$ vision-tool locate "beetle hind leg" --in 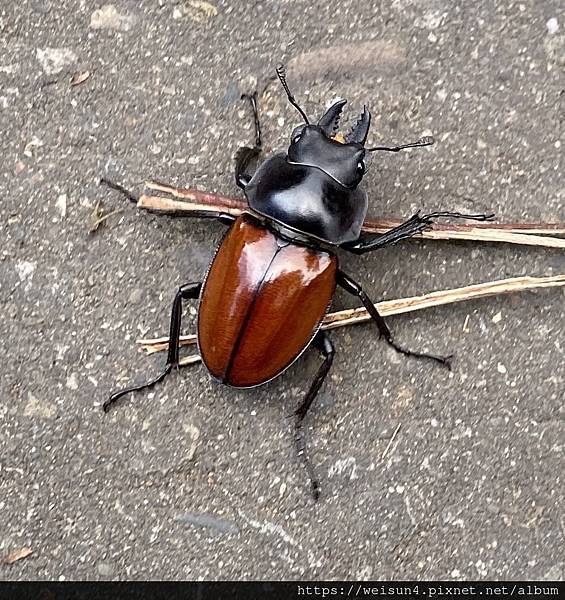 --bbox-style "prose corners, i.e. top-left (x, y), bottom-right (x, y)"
top-left (104, 282), bottom-right (202, 413)
top-left (235, 92), bottom-right (263, 189)
top-left (293, 330), bottom-right (335, 502)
